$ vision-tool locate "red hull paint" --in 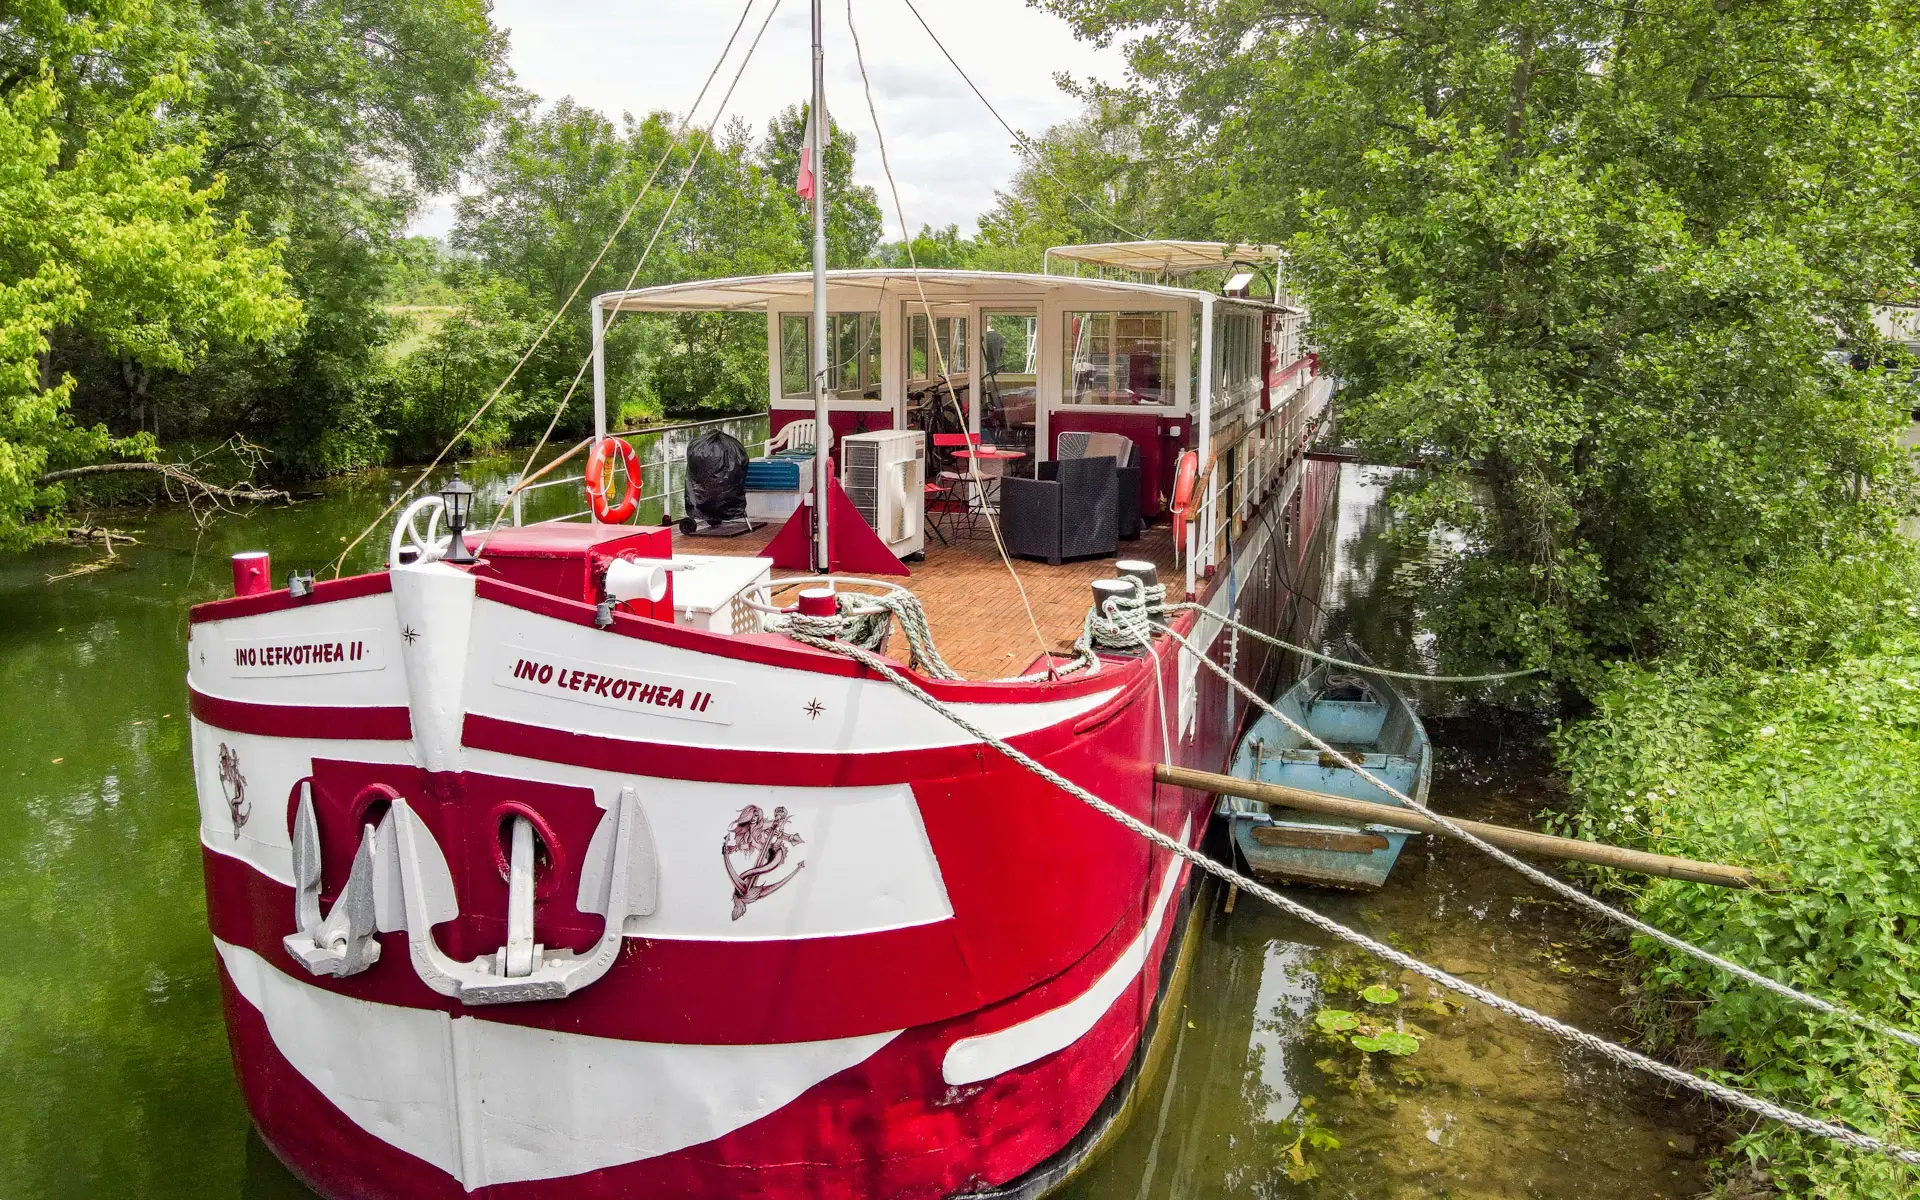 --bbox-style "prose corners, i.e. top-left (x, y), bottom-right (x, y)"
top-left (200, 461), bottom-right (1338, 1199)
top-left (224, 860), bottom-right (1185, 1200)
